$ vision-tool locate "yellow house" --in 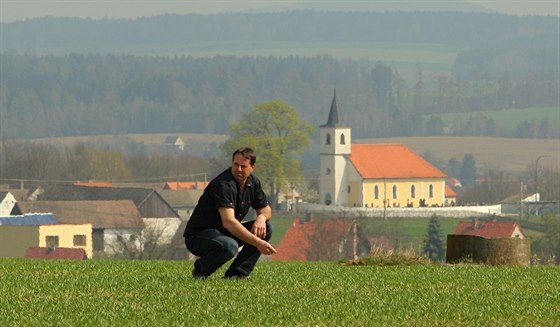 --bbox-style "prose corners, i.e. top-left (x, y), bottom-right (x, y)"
top-left (0, 223), bottom-right (93, 259)
top-left (319, 91), bottom-right (448, 208)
